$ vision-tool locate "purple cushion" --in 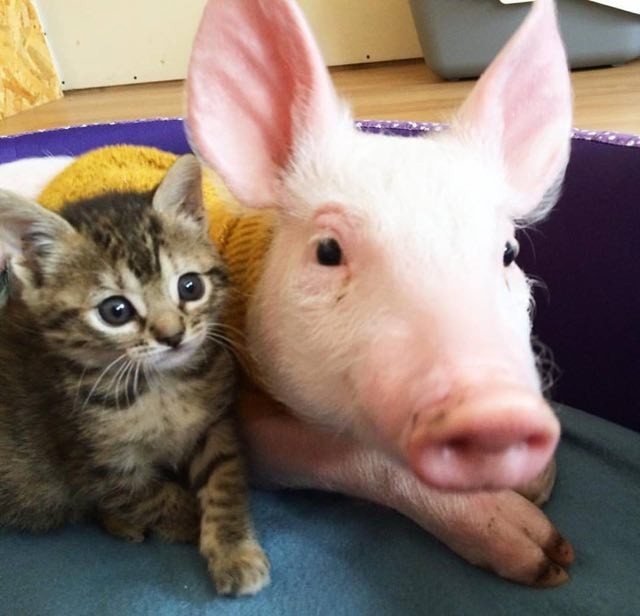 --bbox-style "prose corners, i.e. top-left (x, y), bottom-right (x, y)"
top-left (0, 119), bottom-right (191, 163)
top-left (1, 119), bottom-right (637, 431)
top-left (522, 136), bottom-right (640, 433)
